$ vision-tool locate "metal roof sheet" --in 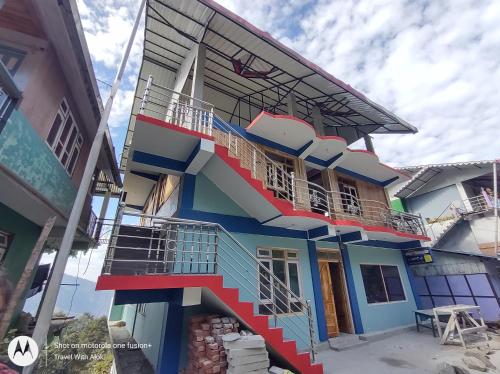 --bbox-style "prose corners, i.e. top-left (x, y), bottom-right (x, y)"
top-left (121, 0), bottom-right (420, 170)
